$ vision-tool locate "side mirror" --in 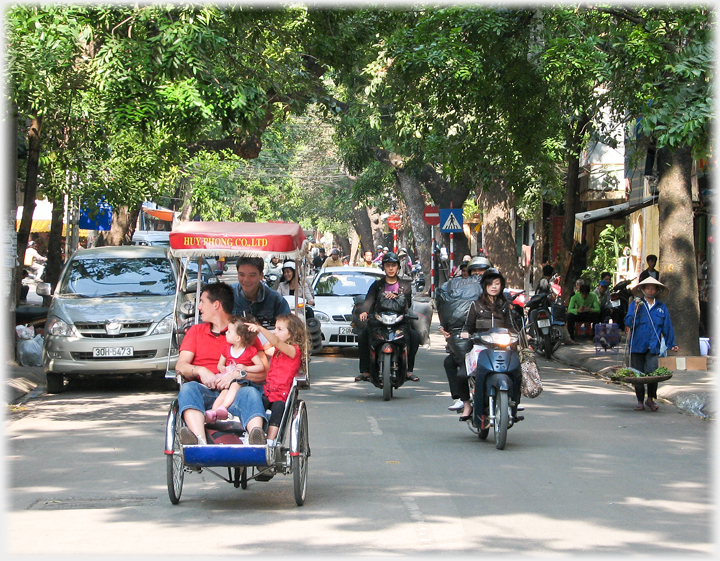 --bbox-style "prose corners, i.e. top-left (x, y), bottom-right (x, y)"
top-left (185, 279), bottom-right (199, 293)
top-left (36, 282), bottom-right (52, 296)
